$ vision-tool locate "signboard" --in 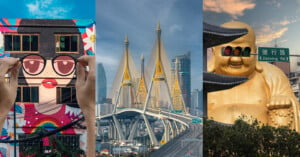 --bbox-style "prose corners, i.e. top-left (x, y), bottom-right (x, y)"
top-left (258, 47), bottom-right (289, 62)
